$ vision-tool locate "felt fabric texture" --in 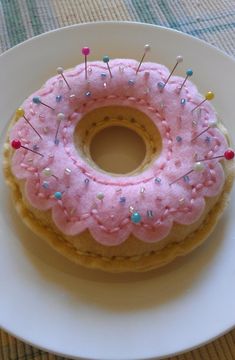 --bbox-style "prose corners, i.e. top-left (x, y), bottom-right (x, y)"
top-left (9, 59), bottom-right (228, 245)
top-left (1, 0), bottom-right (235, 359)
